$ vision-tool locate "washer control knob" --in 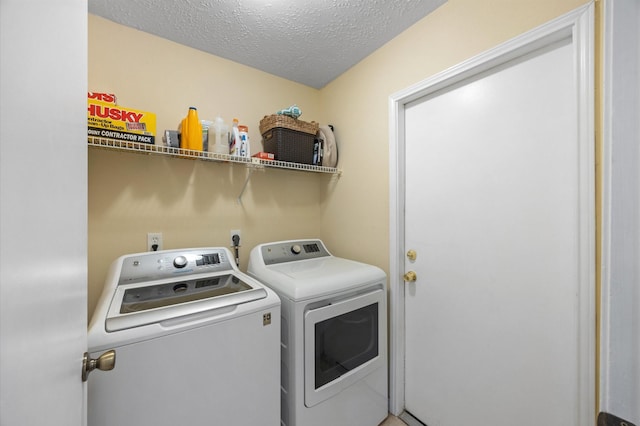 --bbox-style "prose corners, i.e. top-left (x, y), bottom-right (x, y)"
top-left (173, 255), bottom-right (188, 268)
top-left (291, 244), bottom-right (302, 255)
